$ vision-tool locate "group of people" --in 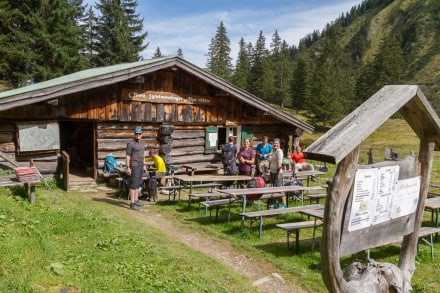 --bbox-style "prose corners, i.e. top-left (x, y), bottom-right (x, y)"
top-left (125, 126), bottom-right (315, 210)
top-left (224, 135), bottom-right (314, 177)
top-left (223, 135), bottom-right (314, 209)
